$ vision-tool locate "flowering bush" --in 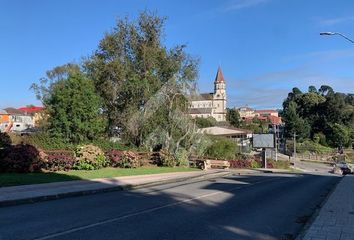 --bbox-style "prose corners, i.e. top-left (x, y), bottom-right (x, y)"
top-left (120, 151), bottom-right (140, 168)
top-left (105, 149), bottom-right (124, 167)
top-left (0, 144), bottom-right (43, 173)
top-left (159, 149), bottom-right (177, 167)
top-left (228, 160), bottom-right (251, 169)
top-left (74, 144), bottom-right (107, 170)
top-left (45, 152), bottom-right (76, 171)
